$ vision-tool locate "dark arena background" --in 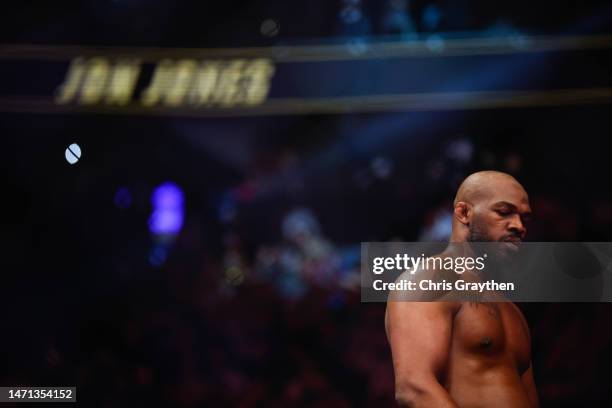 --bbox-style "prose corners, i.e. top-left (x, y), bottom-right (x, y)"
top-left (3, 1), bottom-right (612, 406)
